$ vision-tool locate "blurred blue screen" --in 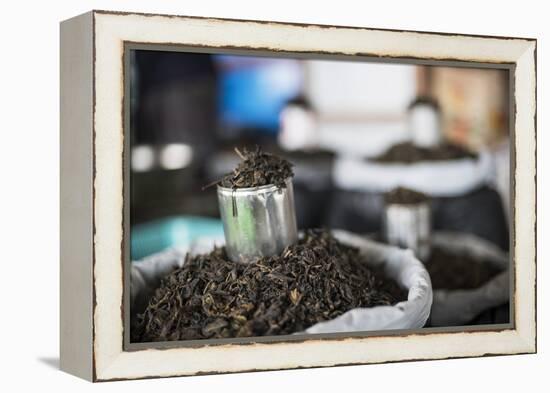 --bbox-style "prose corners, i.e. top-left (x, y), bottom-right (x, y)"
top-left (215, 55), bottom-right (303, 133)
